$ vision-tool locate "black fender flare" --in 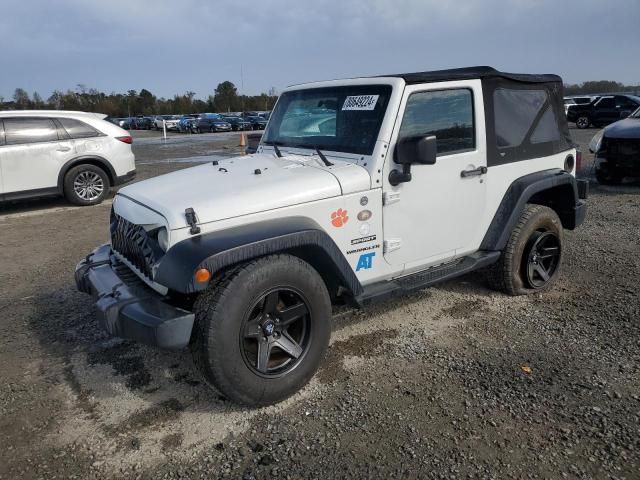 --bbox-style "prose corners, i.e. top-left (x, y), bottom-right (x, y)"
top-left (57, 155), bottom-right (117, 191)
top-left (480, 169), bottom-right (586, 251)
top-left (154, 216), bottom-right (363, 296)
